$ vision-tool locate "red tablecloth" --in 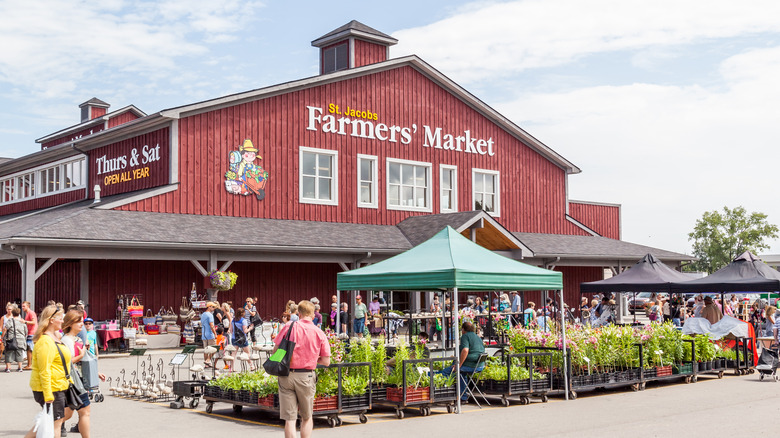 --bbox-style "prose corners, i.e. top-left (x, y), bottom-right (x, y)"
top-left (96, 329), bottom-right (122, 351)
